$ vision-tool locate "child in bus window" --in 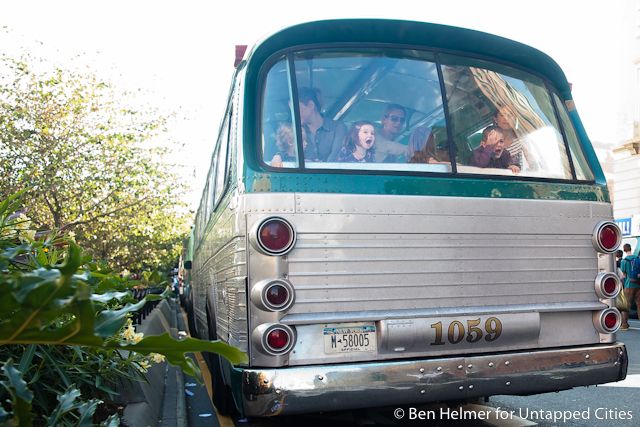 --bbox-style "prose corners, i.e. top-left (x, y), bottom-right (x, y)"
top-left (337, 121), bottom-right (376, 162)
top-left (493, 106), bottom-right (536, 170)
top-left (471, 125), bottom-right (520, 173)
top-left (270, 123), bottom-right (318, 167)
